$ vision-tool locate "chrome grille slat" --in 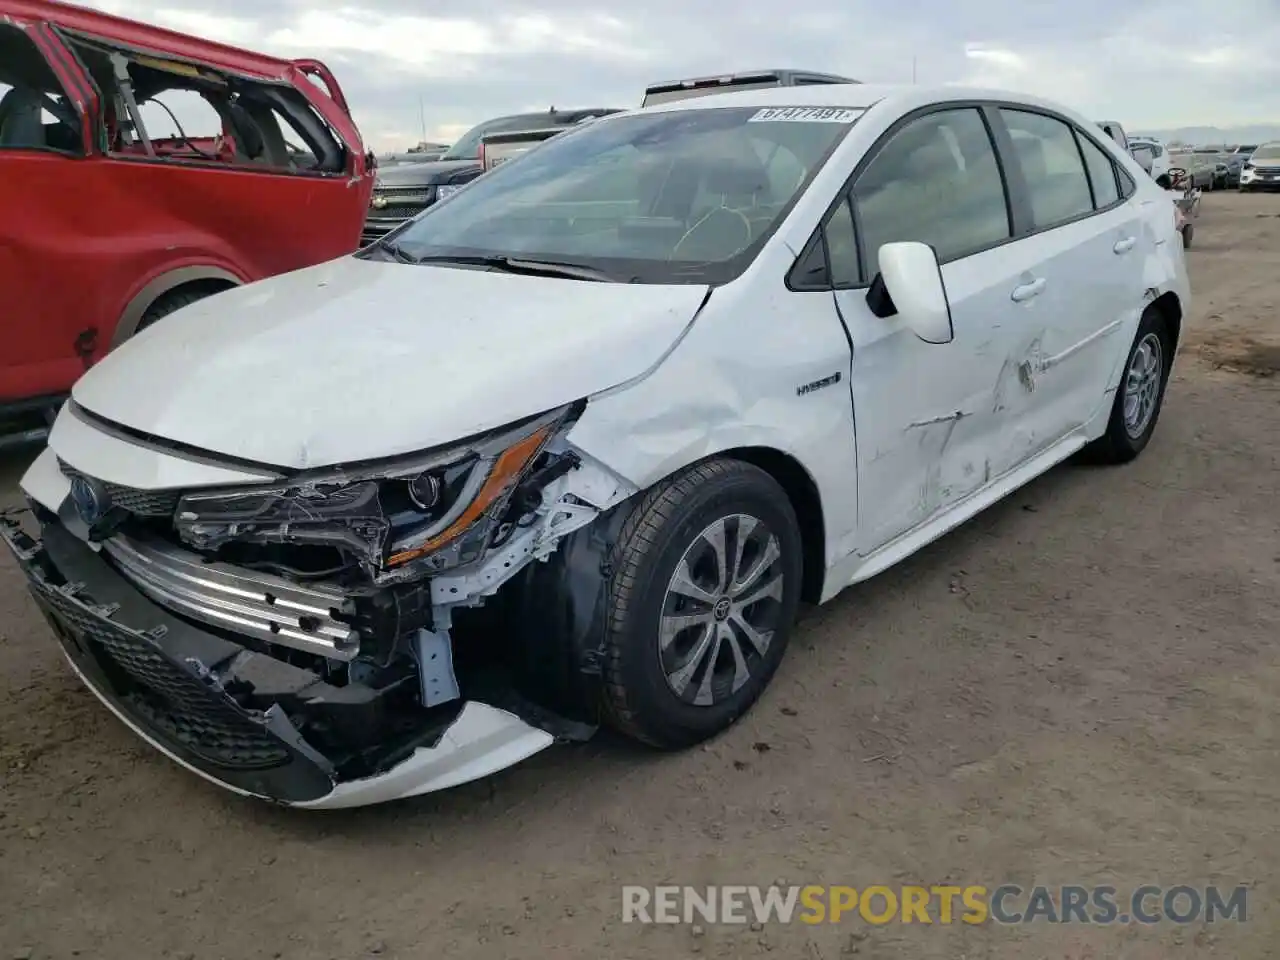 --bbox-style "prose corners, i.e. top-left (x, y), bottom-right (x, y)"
top-left (103, 534), bottom-right (359, 661)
